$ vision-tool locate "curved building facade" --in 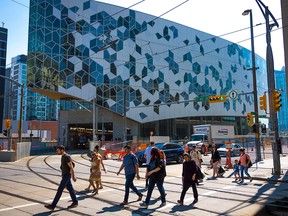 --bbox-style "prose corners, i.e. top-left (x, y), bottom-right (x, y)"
top-left (27, 0), bottom-right (267, 143)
